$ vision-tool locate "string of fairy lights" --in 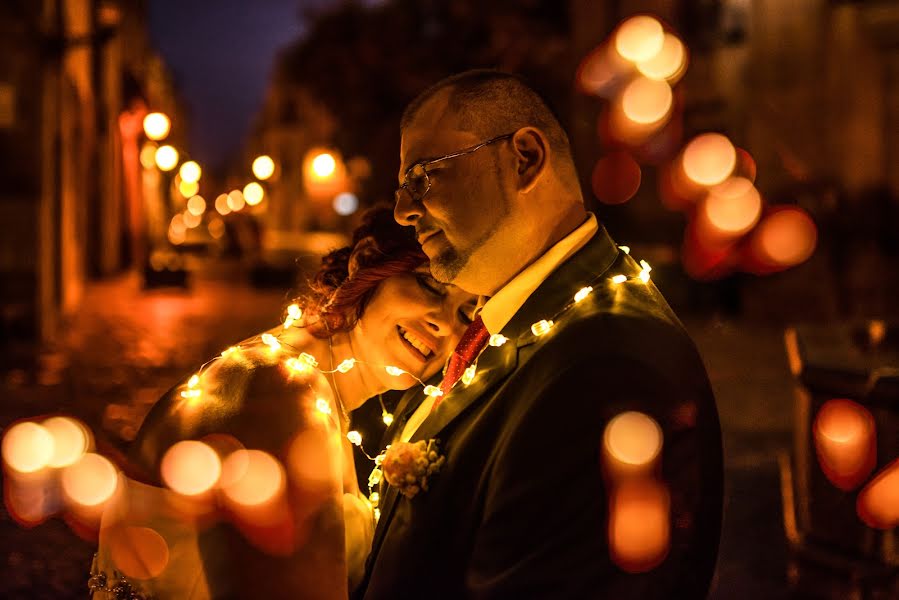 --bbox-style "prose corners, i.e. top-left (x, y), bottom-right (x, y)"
top-left (172, 246), bottom-right (651, 519)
